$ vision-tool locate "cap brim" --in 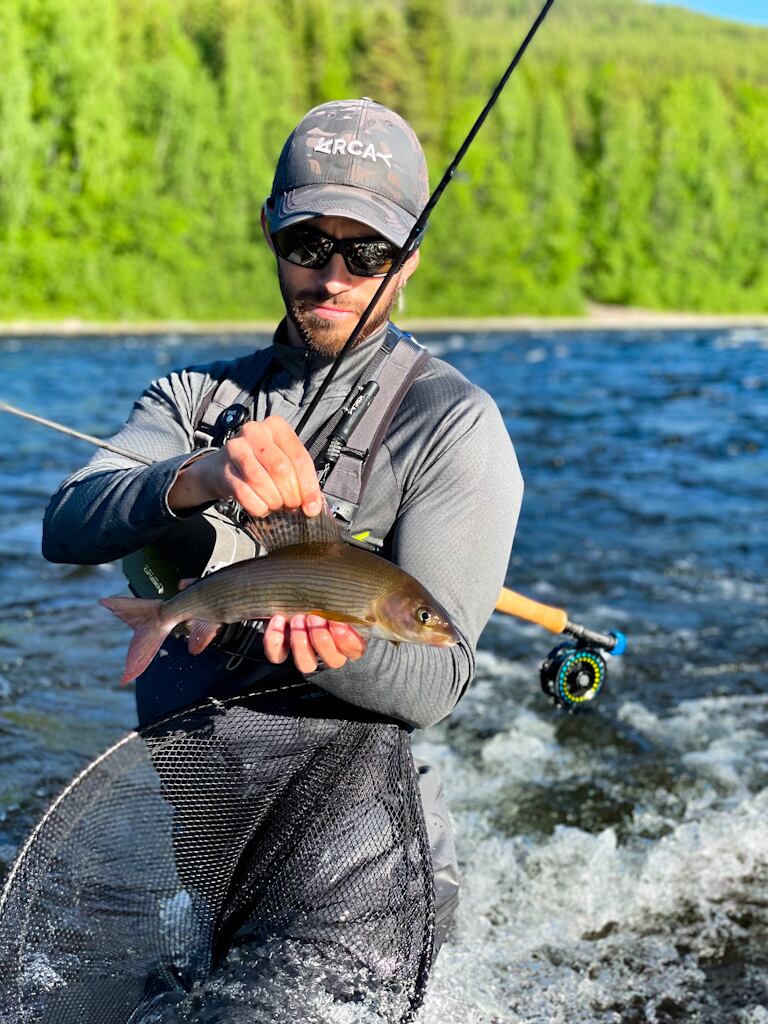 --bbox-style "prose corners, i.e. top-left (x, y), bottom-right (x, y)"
top-left (267, 184), bottom-right (417, 247)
